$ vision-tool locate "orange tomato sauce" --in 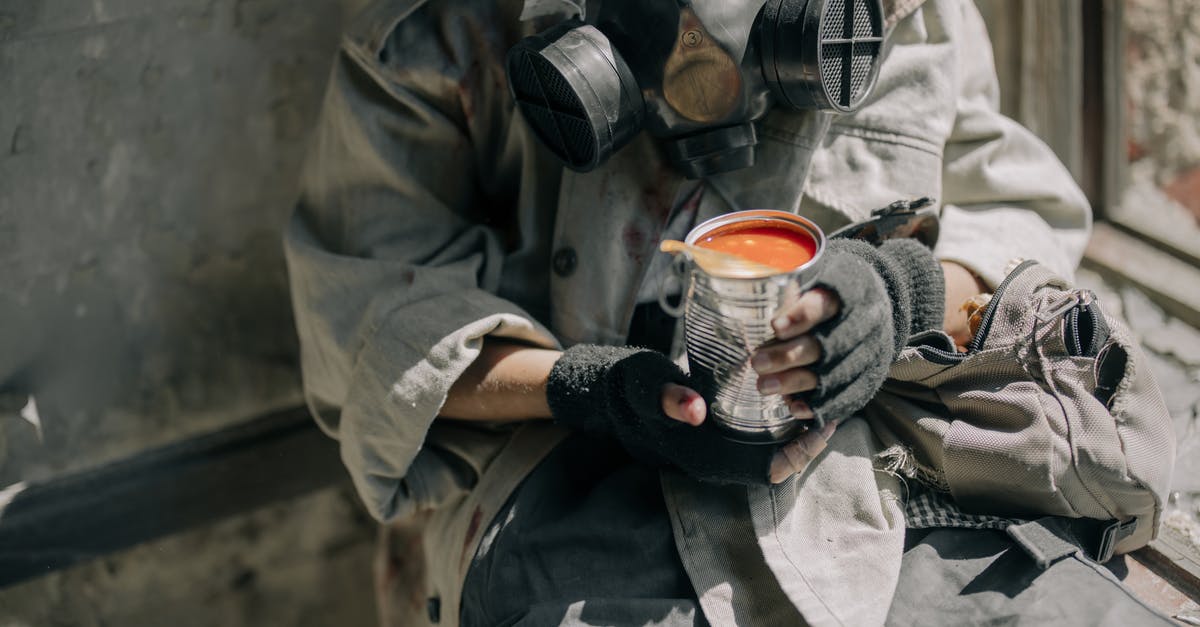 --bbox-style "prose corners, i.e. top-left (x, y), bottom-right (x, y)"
top-left (694, 222), bottom-right (816, 272)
